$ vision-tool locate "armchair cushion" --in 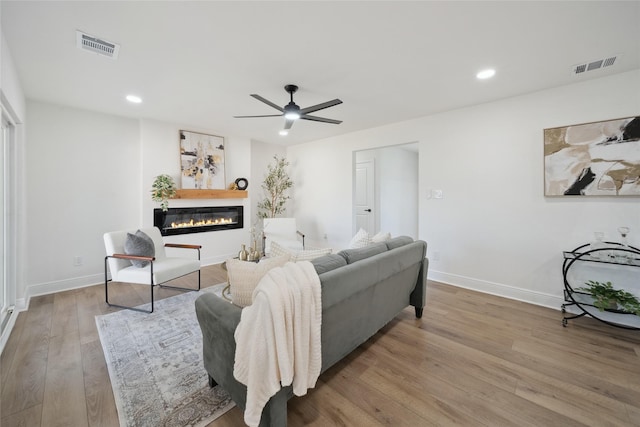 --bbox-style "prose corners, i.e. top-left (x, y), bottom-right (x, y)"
top-left (124, 229), bottom-right (155, 267)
